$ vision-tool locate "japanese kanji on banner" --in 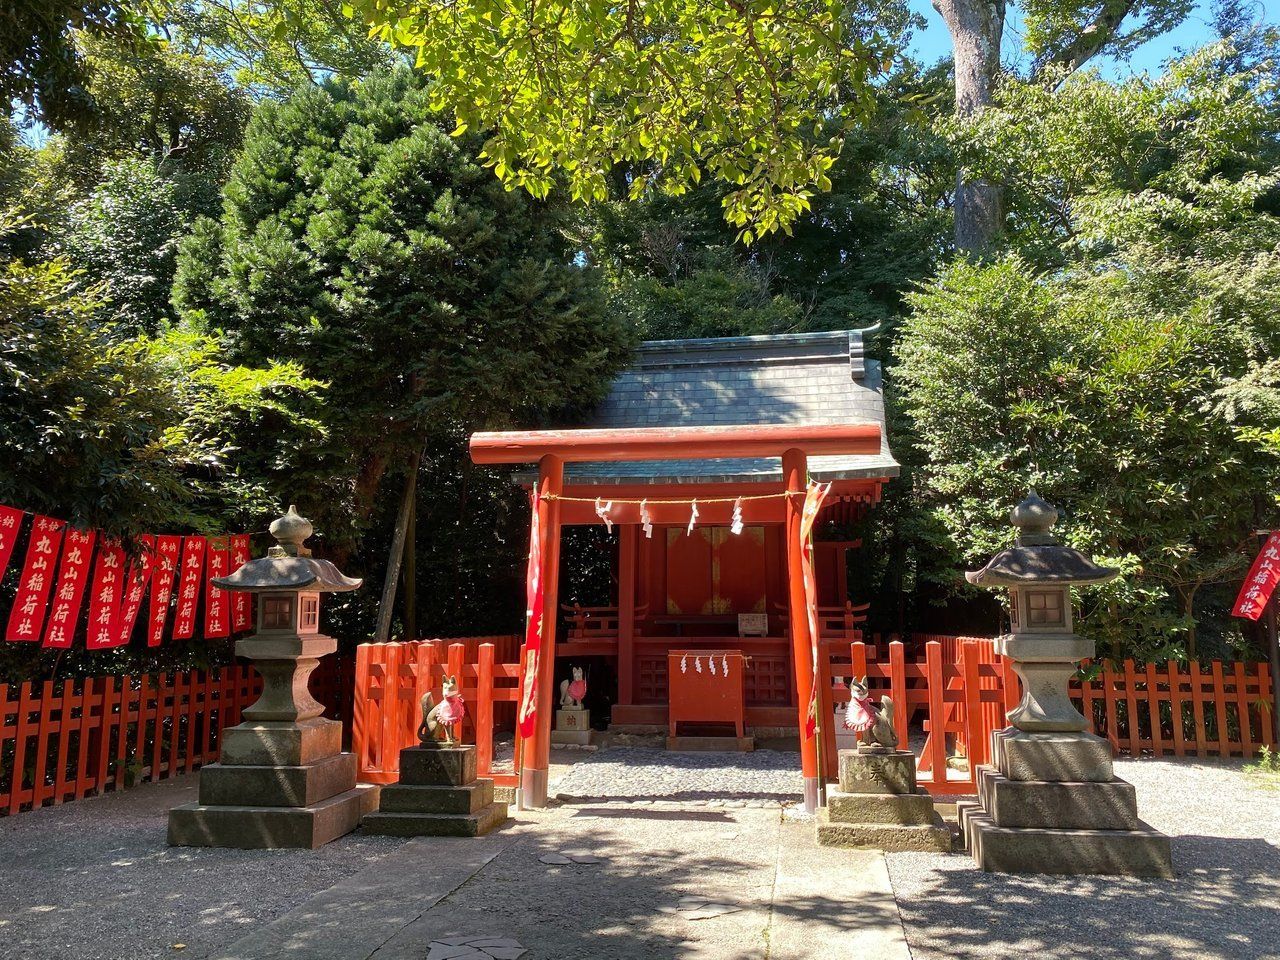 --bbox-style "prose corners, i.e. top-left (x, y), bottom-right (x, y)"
top-left (517, 488), bottom-right (544, 740)
top-left (43, 528), bottom-right (96, 649)
top-left (148, 535), bottom-right (183, 647)
top-left (86, 540), bottom-right (127, 650)
top-left (230, 534), bottom-right (252, 631)
top-left (204, 536), bottom-right (231, 638)
top-left (0, 501), bottom-right (260, 648)
top-left (172, 535), bottom-right (206, 640)
top-left (1232, 532), bottom-right (1280, 621)
top-left (0, 506), bottom-right (24, 582)
top-left (6, 516), bottom-right (66, 642)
